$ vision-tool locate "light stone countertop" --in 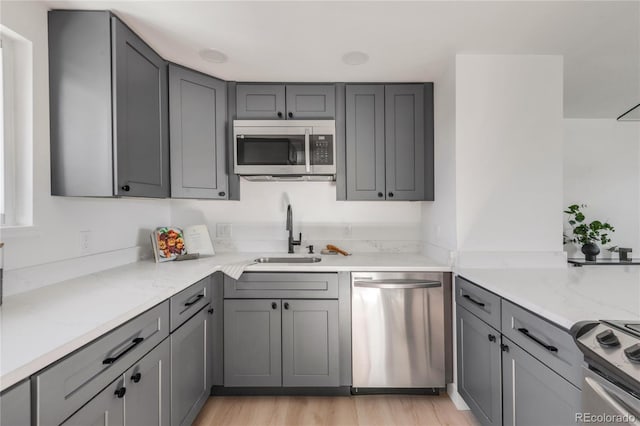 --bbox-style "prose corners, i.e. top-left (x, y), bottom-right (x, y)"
top-left (457, 266), bottom-right (640, 331)
top-left (0, 252), bottom-right (449, 391)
